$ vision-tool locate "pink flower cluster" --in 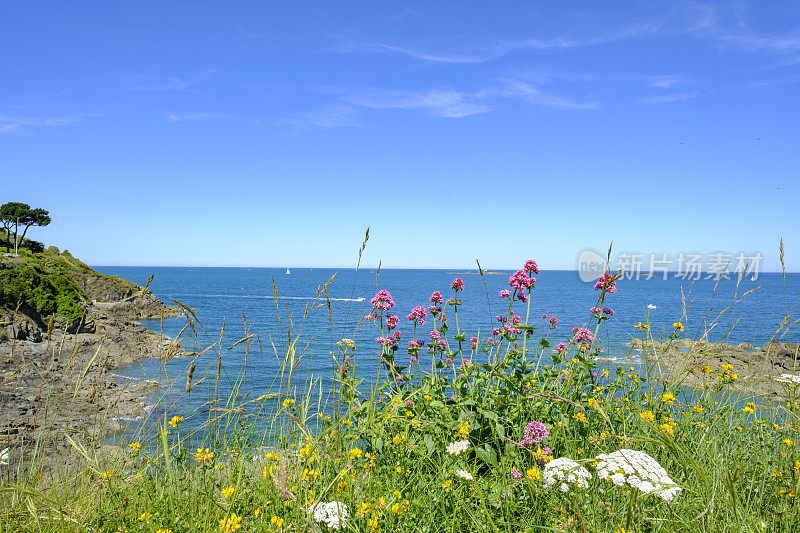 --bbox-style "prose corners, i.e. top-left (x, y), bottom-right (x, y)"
top-left (407, 339), bottom-right (424, 349)
top-left (470, 336), bottom-right (478, 349)
top-left (499, 289), bottom-right (511, 298)
top-left (407, 305), bottom-right (427, 325)
top-left (386, 314), bottom-right (399, 330)
top-left (451, 278), bottom-right (464, 291)
top-left (370, 289), bottom-right (395, 311)
top-left (556, 342), bottom-right (568, 353)
top-left (509, 270), bottom-right (535, 292)
top-left (524, 259), bottom-right (540, 274)
top-left (594, 273), bottom-right (617, 294)
top-left (519, 420), bottom-right (549, 448)
top-left (549, 317), bottom-right (558, 328)
top-left (429, 291), bottom-right (444, 304)
top-left (572, 327), bottom-right (594, 345)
